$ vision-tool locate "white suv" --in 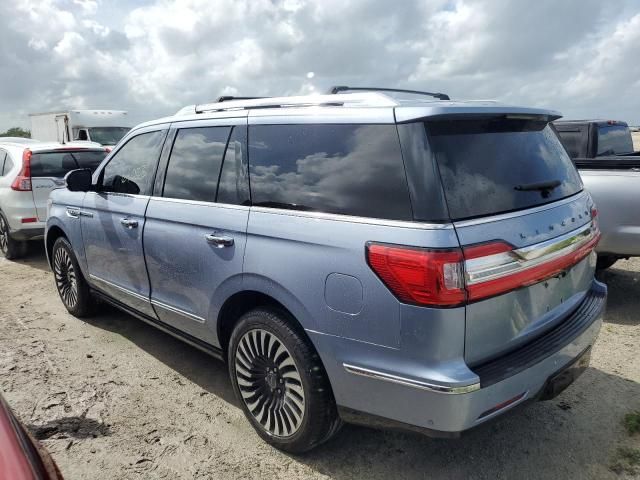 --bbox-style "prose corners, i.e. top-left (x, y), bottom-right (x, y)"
top-left (0, 139), bottom-right (108, 259)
